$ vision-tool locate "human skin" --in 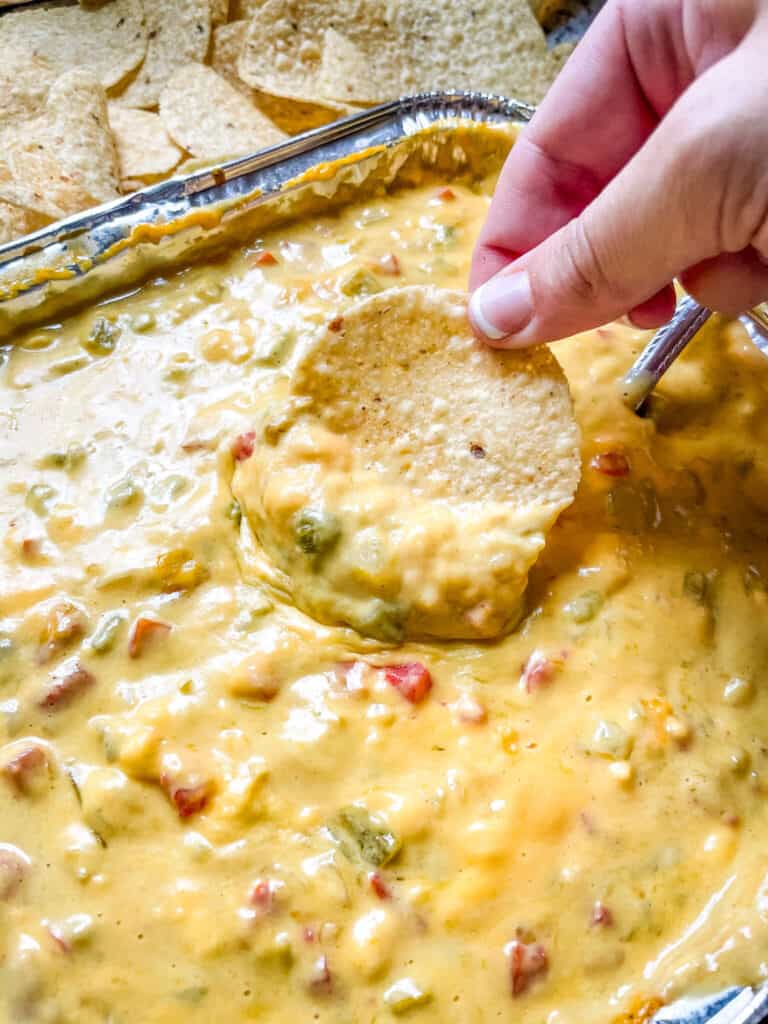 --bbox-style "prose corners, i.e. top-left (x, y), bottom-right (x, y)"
top-left (468, 0), bottom-right (768, 347)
